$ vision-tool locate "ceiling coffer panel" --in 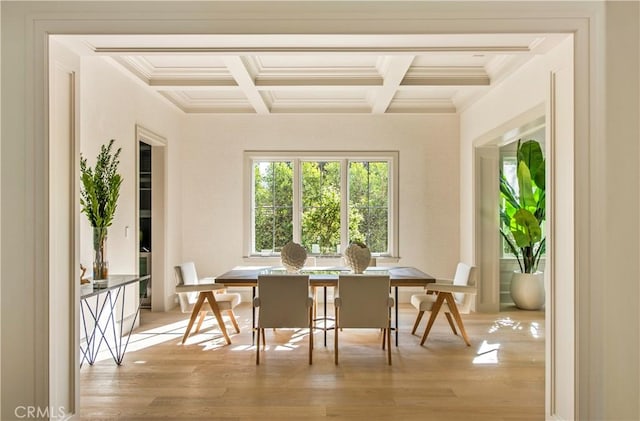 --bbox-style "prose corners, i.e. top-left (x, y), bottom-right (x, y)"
top-left (57, 33), bottom-right (569, 114)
